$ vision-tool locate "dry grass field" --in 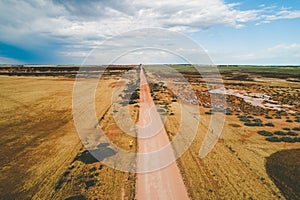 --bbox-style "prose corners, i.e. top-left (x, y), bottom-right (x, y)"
top-left (0, 76), bottom-right (81, 199)
top-left (0, 67), bottom-right (139, 200)
top-left (0, 65), bottom-right (299, 199)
